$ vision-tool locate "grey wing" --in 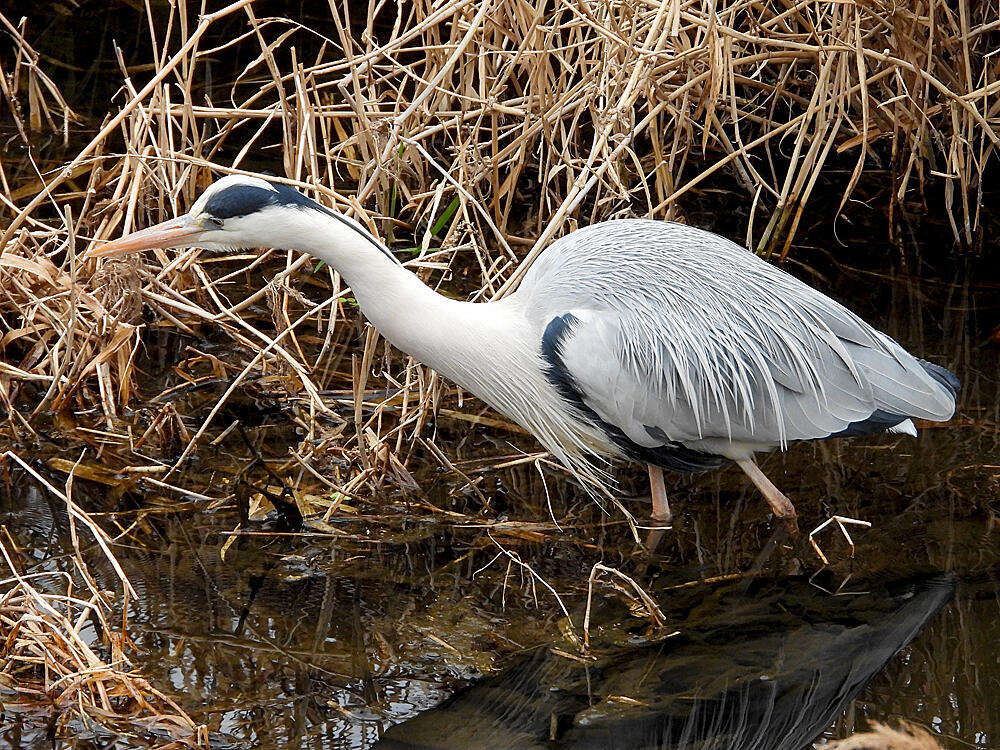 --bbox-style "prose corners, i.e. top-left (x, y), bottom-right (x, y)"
top-left (537, 279), bottom-right (956, 459)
